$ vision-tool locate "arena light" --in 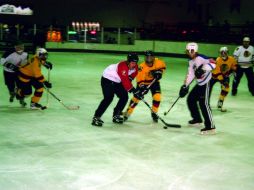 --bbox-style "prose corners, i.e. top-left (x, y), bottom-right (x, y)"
top-left (0, 4), bottom-right (33, 15)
